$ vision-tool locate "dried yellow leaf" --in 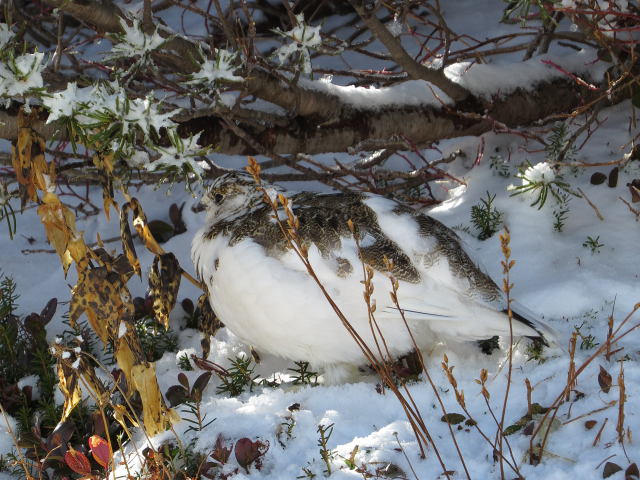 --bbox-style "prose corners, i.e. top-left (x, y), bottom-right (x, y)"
top-left (93, 153), bottom-right (118, 221)
top-left (37, 192), bottom-right (79, 275)
top-left (57, 362), bottom-right (82, 422)
top-left (131, 364), bottom-right (170, 437)
top-left (112, 404), bottom-right (138, 438)
top-left (123, 197), bottom-right (164, 255)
